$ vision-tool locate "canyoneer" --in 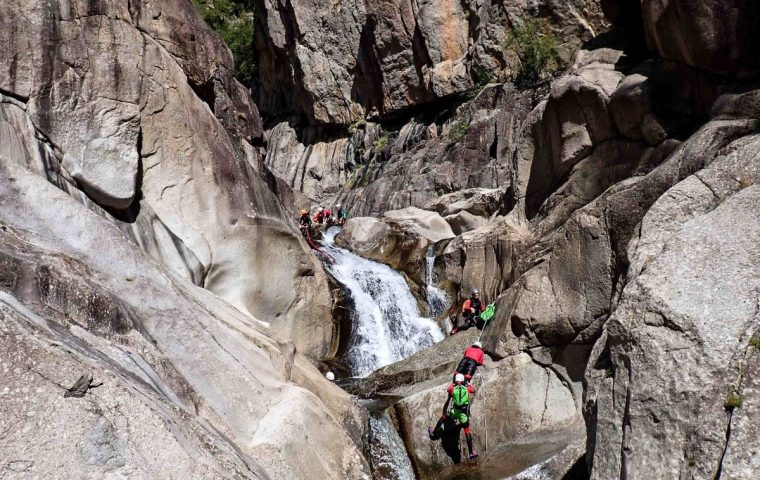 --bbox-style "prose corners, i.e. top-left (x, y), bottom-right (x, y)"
top-left (451, 288), bottom-right (484, 334)
top-left (298, 208), bottom-right (313, 238)
top-left (313, 206), bottom-right (332, 225)
top-left (335, 203), bottom-right (348, 225)
top-left (454, 341), bottom-right (485, 383)
top-left (428, 373), bottom-right (478, 460)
